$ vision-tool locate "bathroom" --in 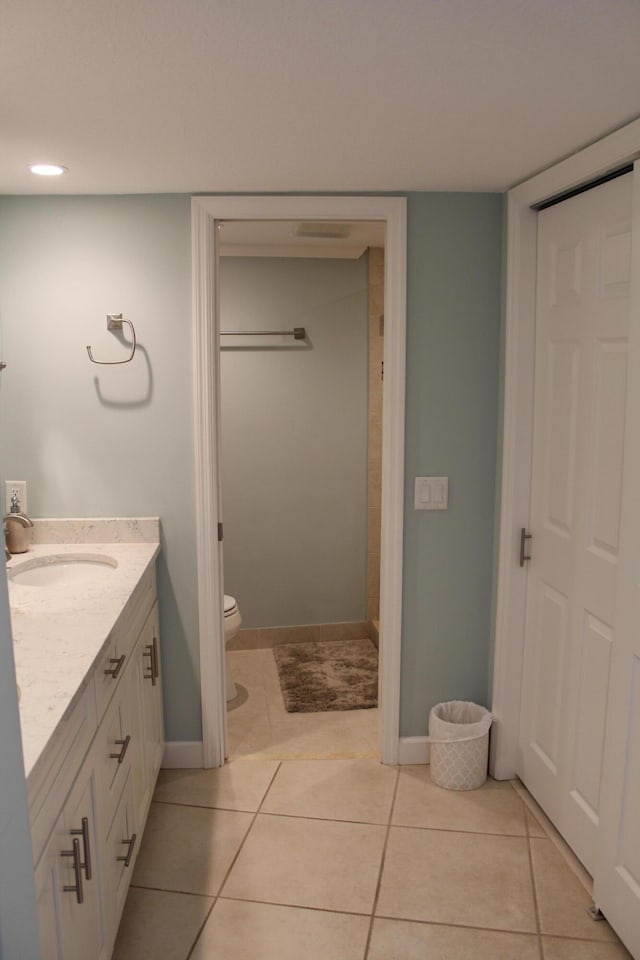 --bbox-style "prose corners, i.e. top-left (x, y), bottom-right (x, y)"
top-left (0, 191), bottom-right (503, 959)
top-left (217, 221), bottom-right (385, 757)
